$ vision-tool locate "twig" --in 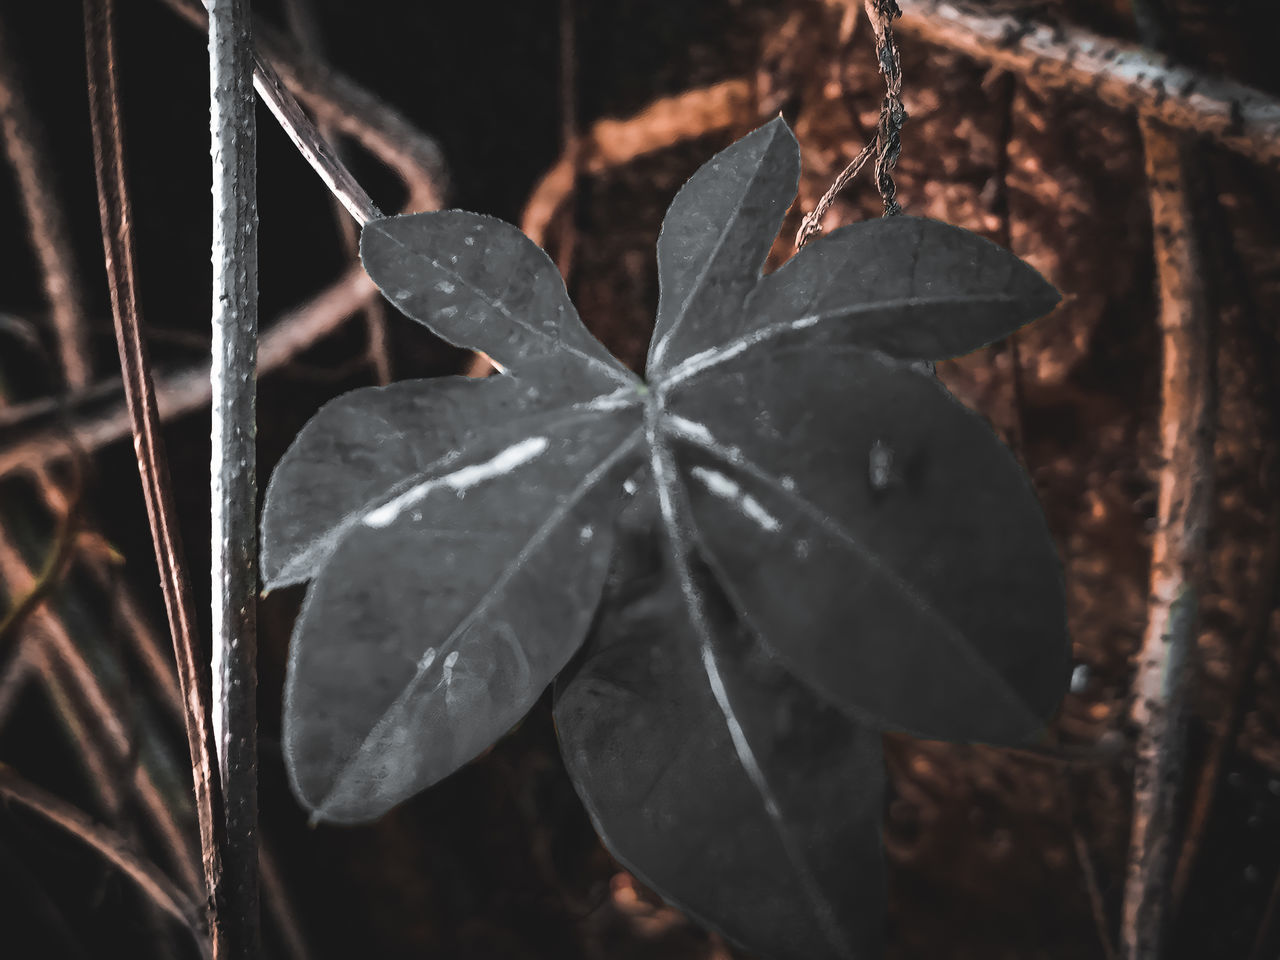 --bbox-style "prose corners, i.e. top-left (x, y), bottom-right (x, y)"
top-left (0, 461), bottom-right (83, 648)
top-left (0, 11), bottom-right (93, 390)
top-left (82, 0), bottom-right (228, 947)
top-left (795, 0), bottom-right (905, 248)
top-left (822, 0), bottom-right (1280, 169)
top-left (156, 0), bottom-right (445, 212)
top-left (1073, 823), bottom-right (1121, 960)
top-left (281, 0), bottom-right (392, 384)
top-left (795, 141), bottom-right (875, 249)
top-left (0, 263), bottom-right (377, 476)
top-left (0, 762), bottom-right (209, 955)
top-left (250, 52), bottom-right (379, 224)
top-left (0, 522), bottom-right (206, 900)
top-left (1172, 159), bottom-right (1280, 909)
top-left (208, 1), bottom-right (260, 957)
top-left (863, 0), bottom-right (905, 215)
top-left (1120, 6), bottom-right (1216, 956)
